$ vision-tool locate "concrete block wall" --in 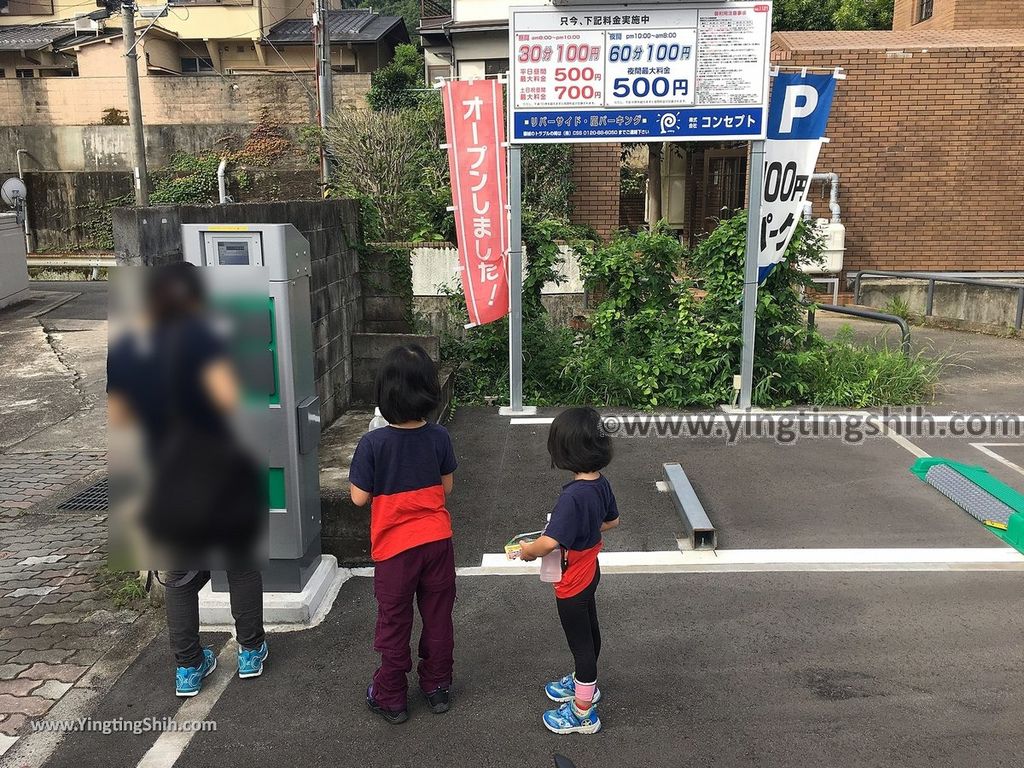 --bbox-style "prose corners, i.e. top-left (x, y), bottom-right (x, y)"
top-left (772, 39), bottom-right (1024, 274)
top-left (112, 199), bottom-right (364, 427)
top-left (0, 72), bottom-right (370, 128)
top-left (350, 332), bottom-right (441, 405)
